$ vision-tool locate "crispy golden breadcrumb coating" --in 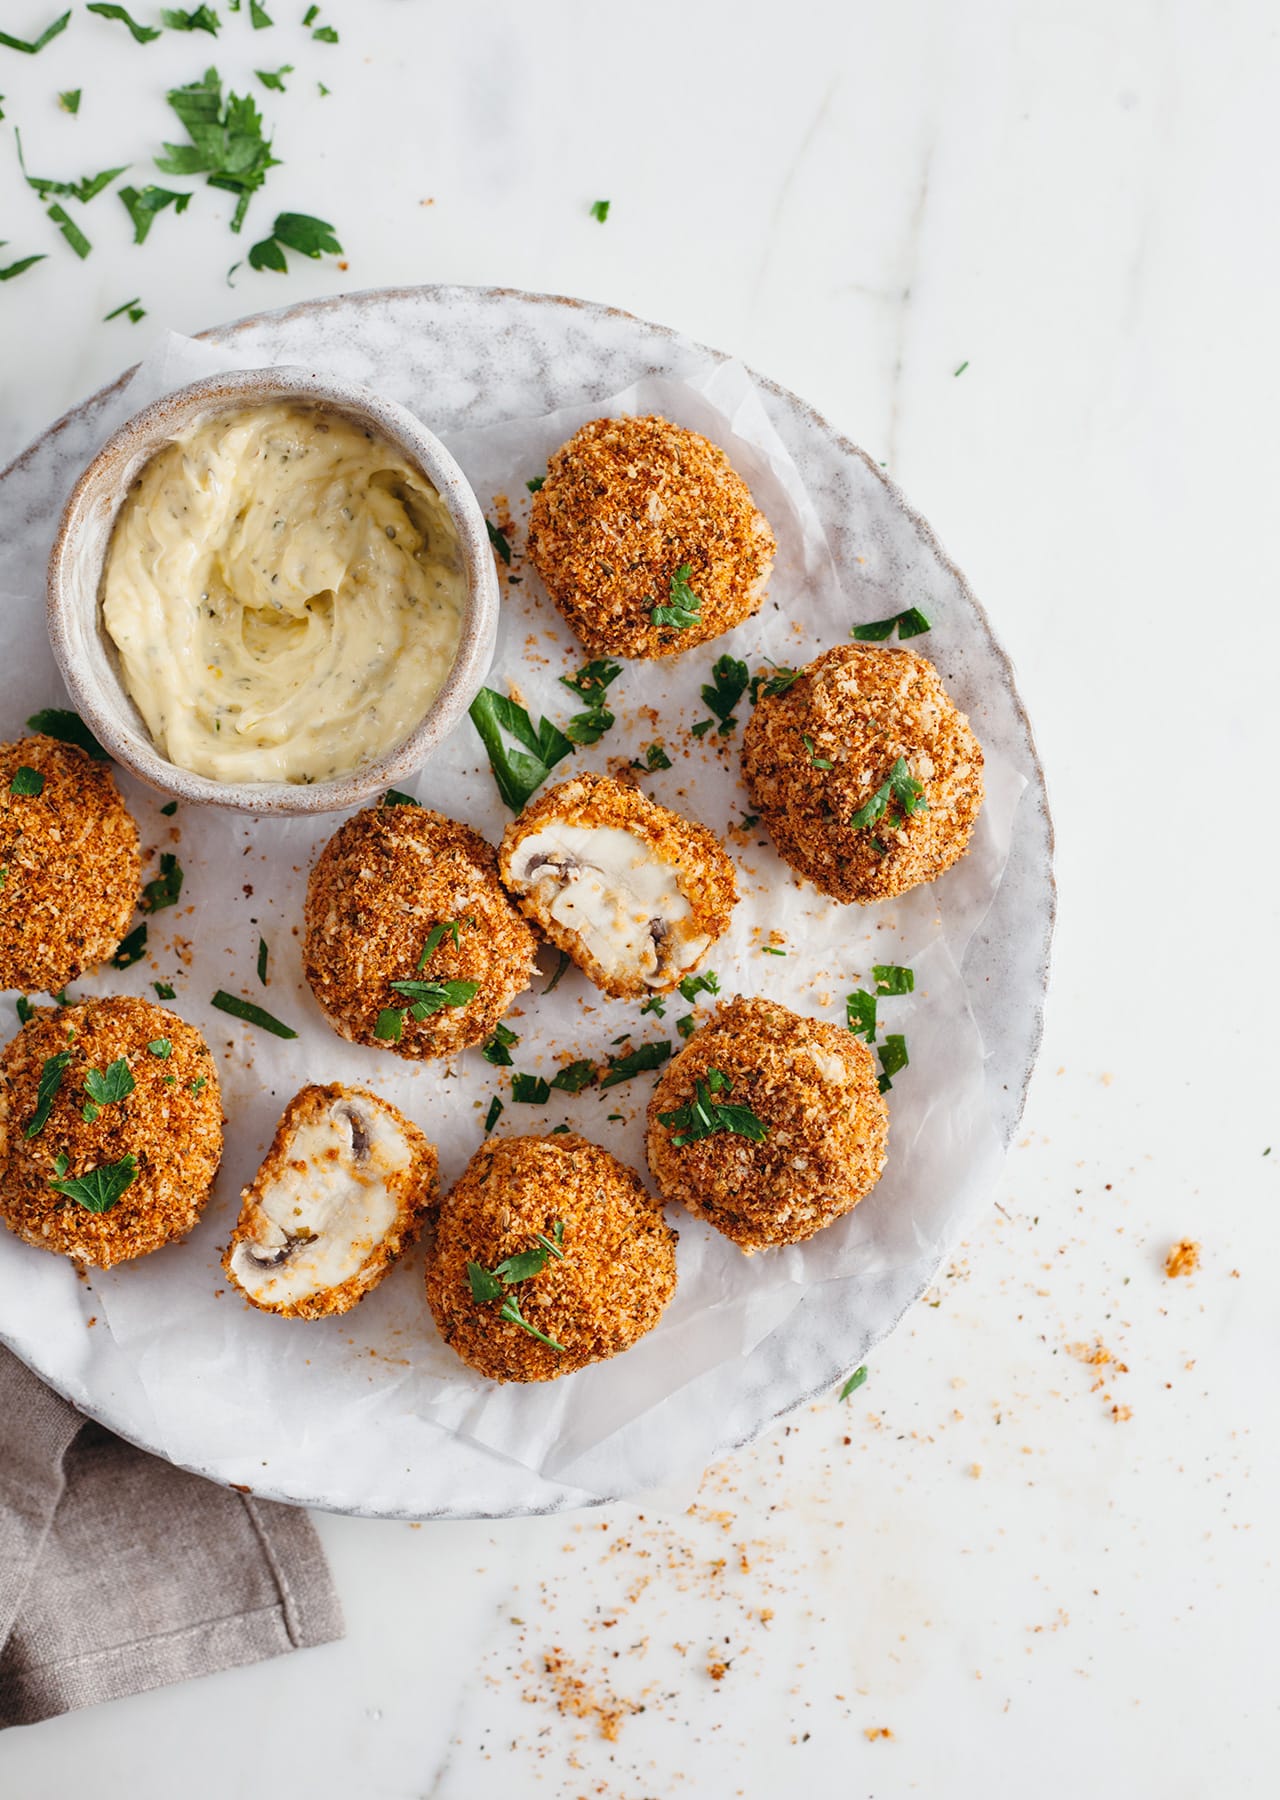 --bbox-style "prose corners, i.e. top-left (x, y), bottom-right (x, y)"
top-left (0, 995), bottom-right (222, 1267)
top-left (741, 643), bottom-right (984, 903)
top-left (0, 735), bottom-right (141, 994)
top-left (646, 995), bottom-right (888, 1252)
top-left (425, 1132), bottom-right (677, 1382)
top-left (499, 772), bottom-right (737, 1000)
top-left (527, 414), bottom-right (775, 659)
top-left (304, 804), bottom-right (538, 1060)
top-left (224, 1082), bottom-right (438, 1320)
